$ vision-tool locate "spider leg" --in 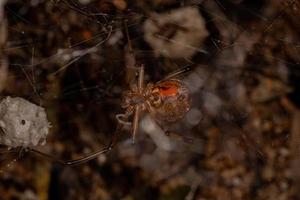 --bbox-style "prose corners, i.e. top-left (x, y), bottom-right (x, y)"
top-left (29, 123), bottom-right (124, 166)
top-left (132, 105), bottom-right (141, 144)
top-left (116, 113), bottom-right (132, 126)
top-left (164, 130), bottom-right (193, 144)
top-left (123, 19), bottom-right (134, 56)
top-left (138, 65), bottom-right (144, 90)
top-left (0, 149), bottom-right (16, 154)
top-left (155, 122), bottom-right (193, 144)
top-left (162, 66), bottom-right (191, 81)
top-left (131, 65), bottom-right (145, 143)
